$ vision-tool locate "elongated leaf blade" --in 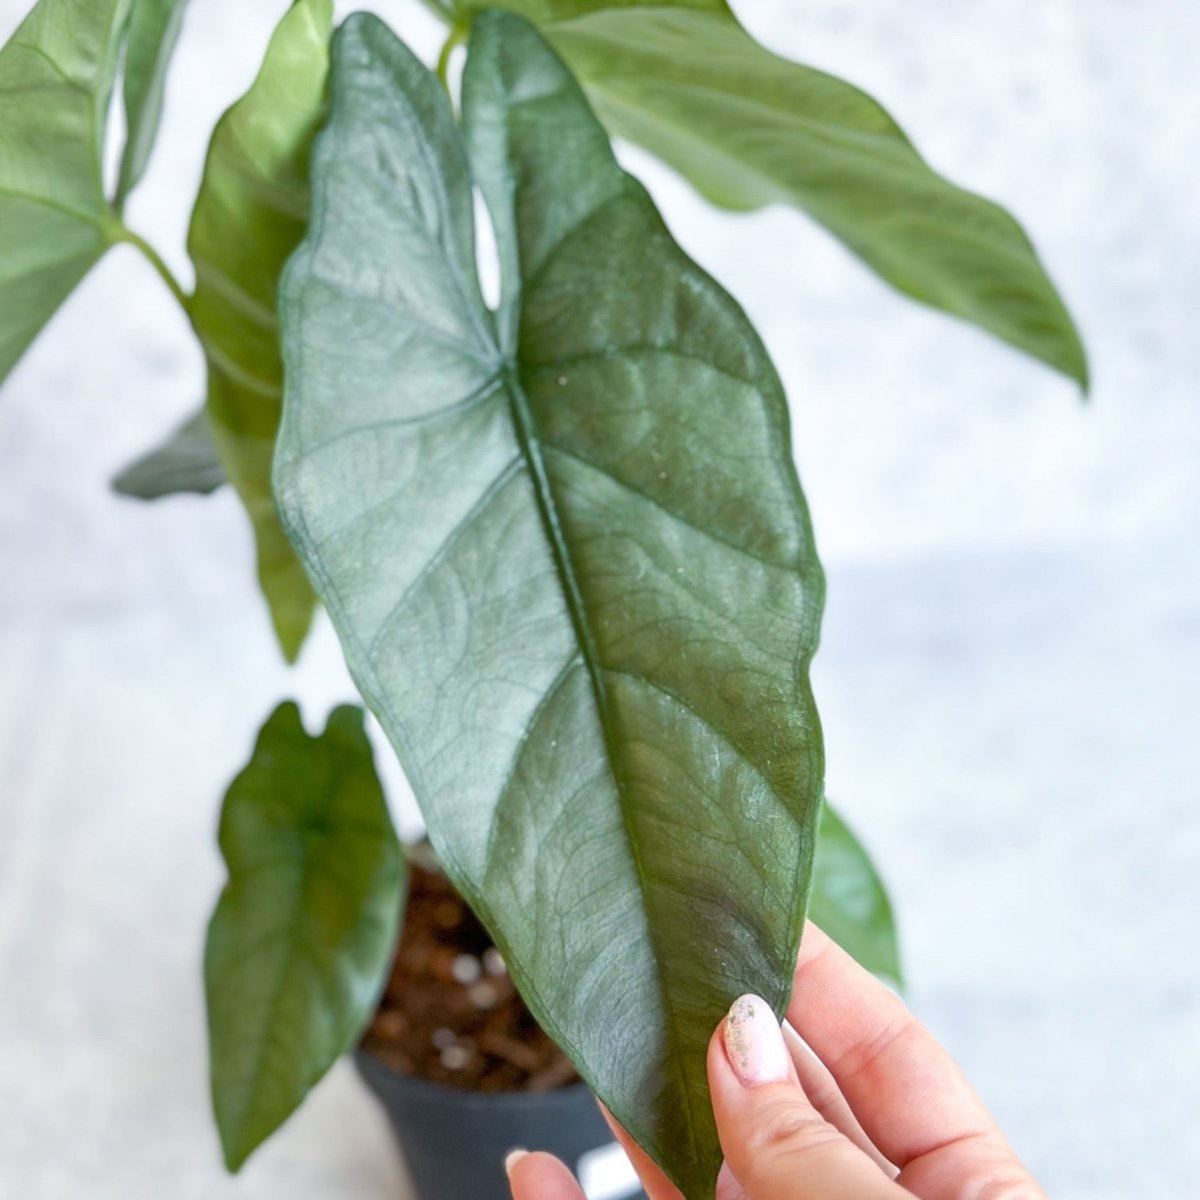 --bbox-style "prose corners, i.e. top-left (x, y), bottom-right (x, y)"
top-left (811, 804), bottom-right (902, 987)
top-left (114, 0), bottom-right (191, 205)
top-left (206, 702), bottom-right (404, 1172)
top-left (456, 2), bottom-right (1086, 386)
top-left (187, 0), bottom-right (331, 660)
top-left (276, 13), bottom-right (824, 1196)
top-left (112, 405), bottom-right (225, 498)
top-left (454, 0), bottom-right (726, 18)
top-left (0, 0), bottom-right (129, 385)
